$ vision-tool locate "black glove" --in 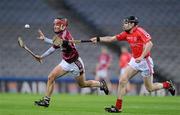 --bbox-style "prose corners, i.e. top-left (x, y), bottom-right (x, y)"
top-left (62, 40), bottom-right (69, 47)
top-left (62, 40), bottom-right (72, 53)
